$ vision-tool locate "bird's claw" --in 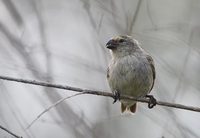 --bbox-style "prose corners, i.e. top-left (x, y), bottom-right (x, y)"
top-left (145, 95), bottom-right (157, 108)
top-left (113, 90), bottom-right (120, 104)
